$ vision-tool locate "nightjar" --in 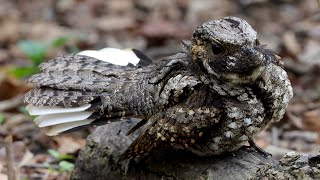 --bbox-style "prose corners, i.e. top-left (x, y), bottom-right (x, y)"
top-left (24, 16), bottom-right (293, 161)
